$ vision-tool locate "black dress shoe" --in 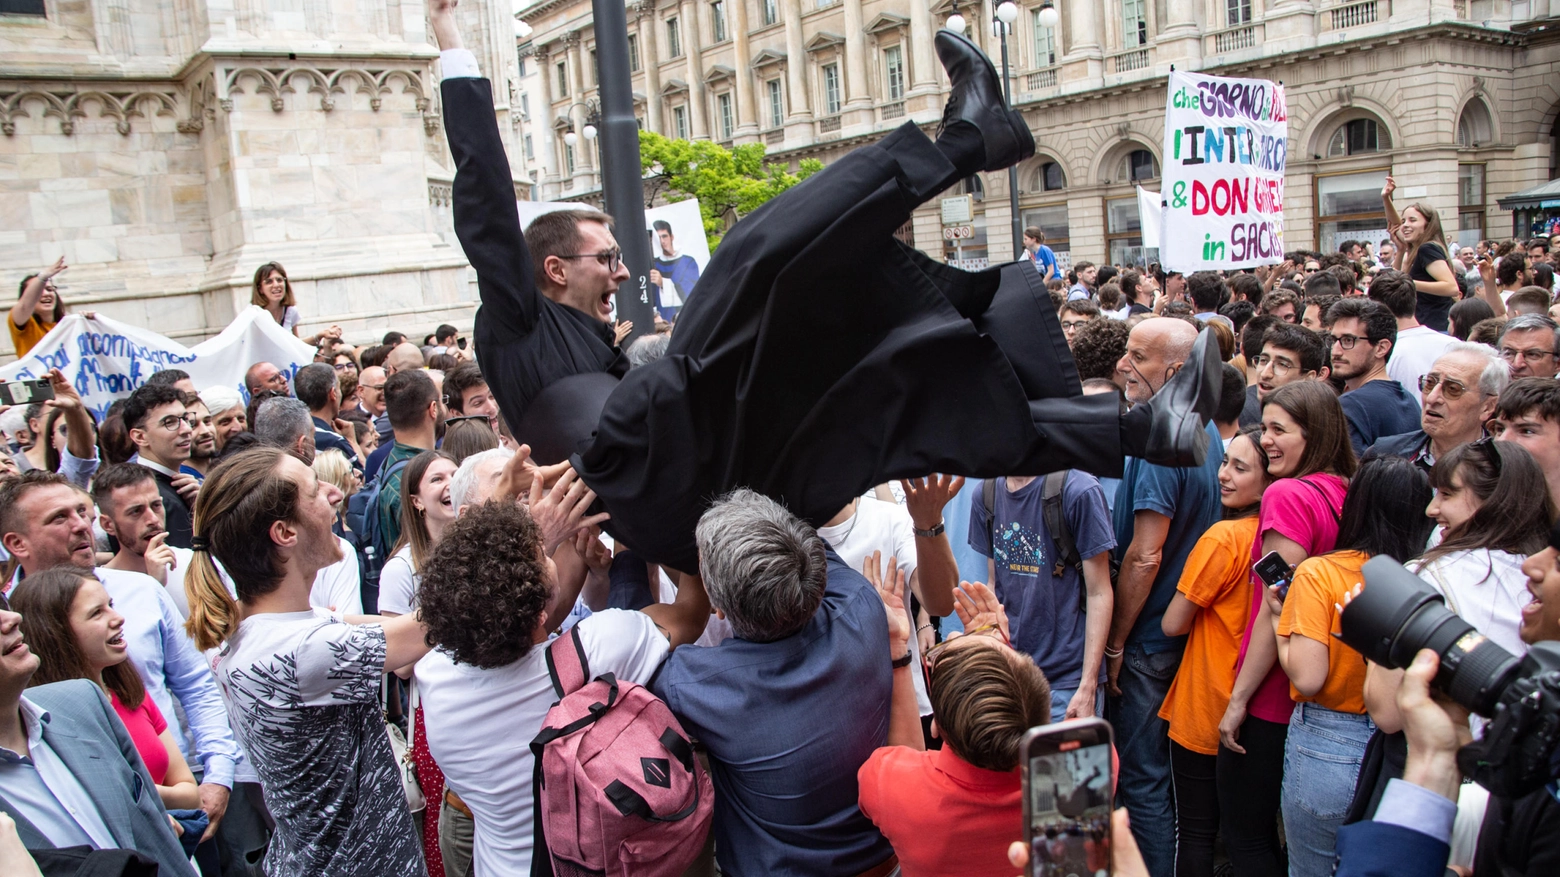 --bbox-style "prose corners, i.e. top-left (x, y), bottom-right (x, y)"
top-left (934, 29), bottom-right (1034, 172)
top-left (1136, 328), bottom-right (1222, 467)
